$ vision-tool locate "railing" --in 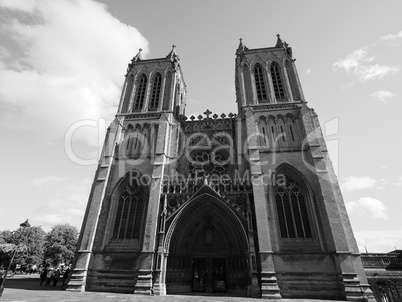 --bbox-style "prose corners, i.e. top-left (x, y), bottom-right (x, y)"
top-left (162, 177), bottom-right (252, 195)
top-left (361, 253), bottom-right (402, 269)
